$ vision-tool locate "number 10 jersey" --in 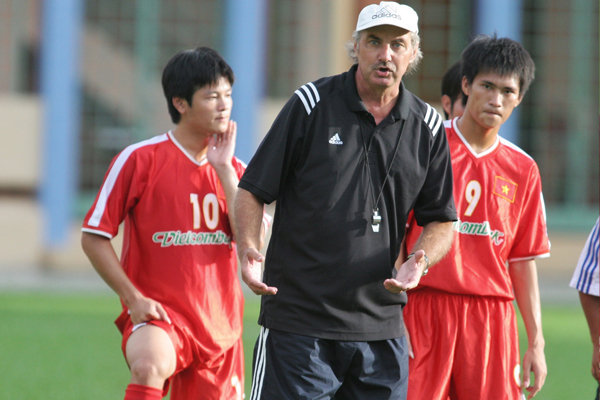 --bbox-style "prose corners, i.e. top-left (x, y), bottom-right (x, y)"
top-left (82, 131), bottom-right (246, 356)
